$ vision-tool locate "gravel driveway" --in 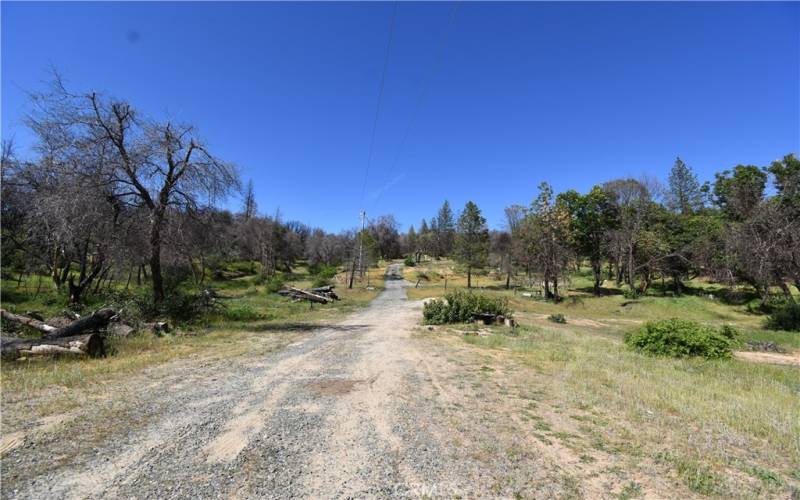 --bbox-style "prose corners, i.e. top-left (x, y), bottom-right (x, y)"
top-left (3, 264), bottom-right (682, 499)
top-left (2, 265), bottom-right (481, 498)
